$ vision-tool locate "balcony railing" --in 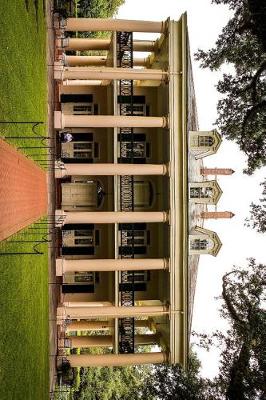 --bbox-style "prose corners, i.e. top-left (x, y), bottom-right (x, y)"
top-left (117, 31), bottom-right (136, 354)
